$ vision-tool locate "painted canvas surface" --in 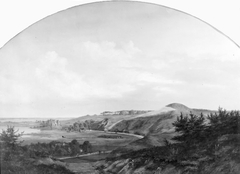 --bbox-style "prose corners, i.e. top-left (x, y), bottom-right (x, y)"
top-left (1, 1), bottom-right (239, 173)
